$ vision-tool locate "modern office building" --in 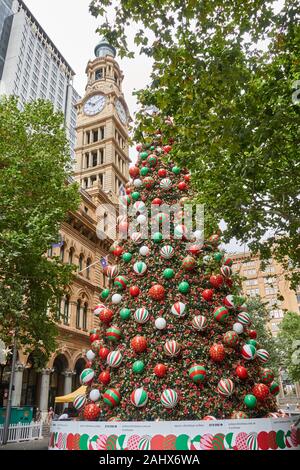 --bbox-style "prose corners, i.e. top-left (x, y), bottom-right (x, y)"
top-left (0, 0), bottom-right (80, 157)
top-left (231, 251), bottom-right (300, 407)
